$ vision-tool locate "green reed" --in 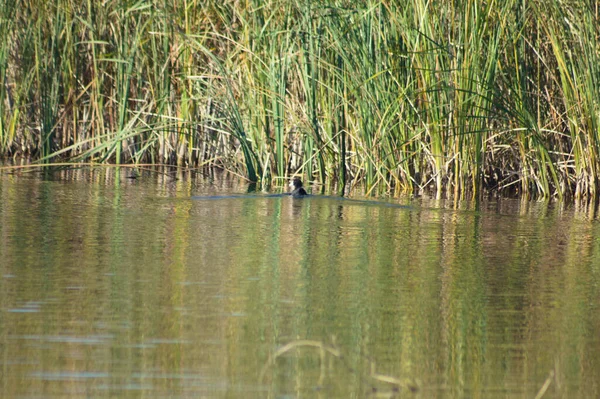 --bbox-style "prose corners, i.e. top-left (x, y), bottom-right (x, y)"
top-left (0, 0), bottom-right (16, 152)
top-left (537, 1), bottom-right (600, 199)
top-left (1, 0), bottom-right (599, 199)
